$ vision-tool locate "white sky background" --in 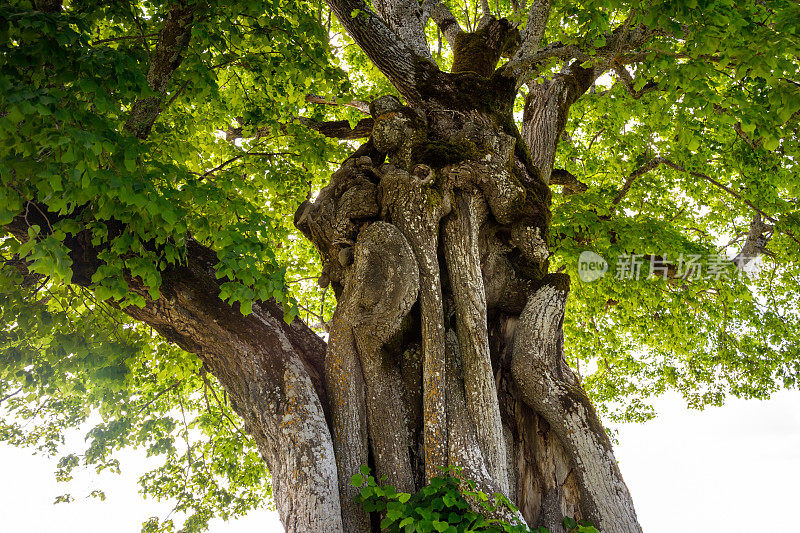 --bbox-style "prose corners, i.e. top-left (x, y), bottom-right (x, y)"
top-left (2, 390), bottom-right (799, 532)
